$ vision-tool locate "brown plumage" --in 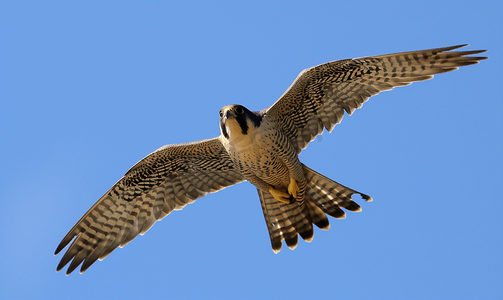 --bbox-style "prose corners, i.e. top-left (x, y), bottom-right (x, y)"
top-left (55, 45), bottom-right (487, 274)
